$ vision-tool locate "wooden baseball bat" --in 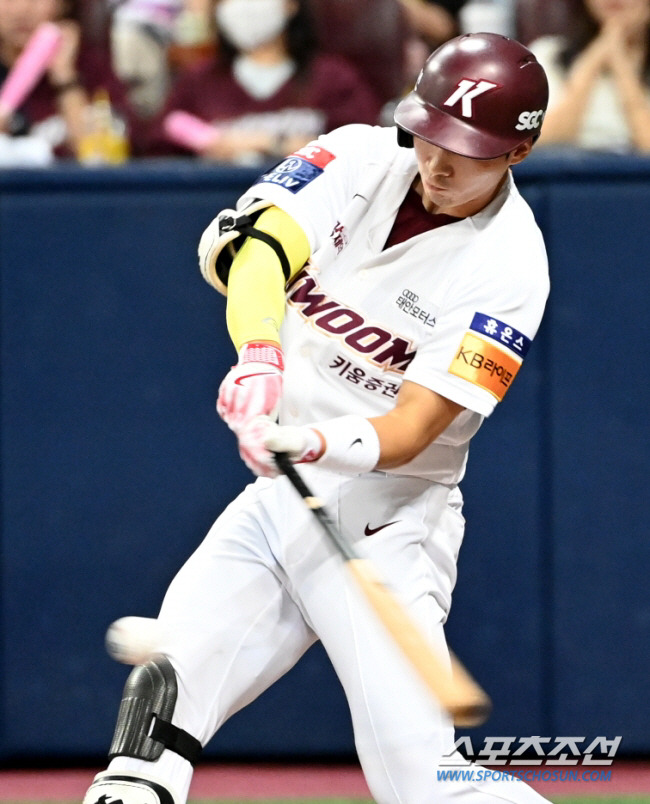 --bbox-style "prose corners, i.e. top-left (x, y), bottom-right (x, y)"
top-left (274, 452), bottom-right (492, 728)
